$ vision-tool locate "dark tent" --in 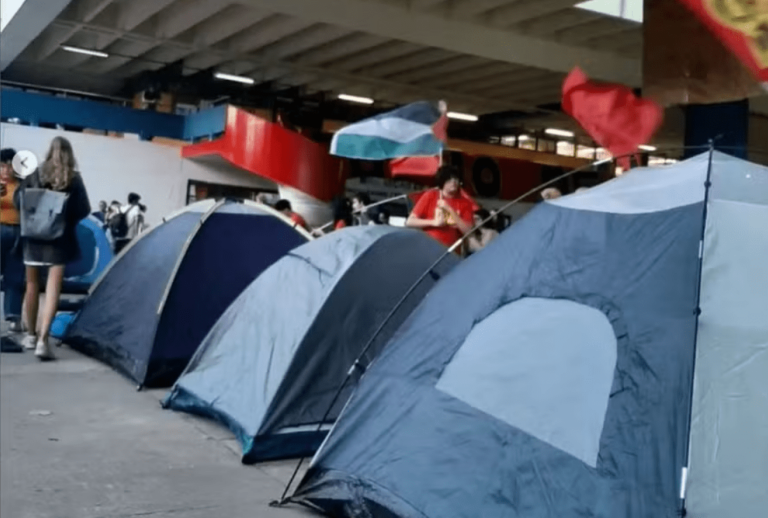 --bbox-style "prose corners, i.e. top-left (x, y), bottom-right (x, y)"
top-left (290, 151), bottom-right (768, 518)
top-left (65, 199), bottom-right (311, 388)
top-left (163, 226), bottom-right (459, 463)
